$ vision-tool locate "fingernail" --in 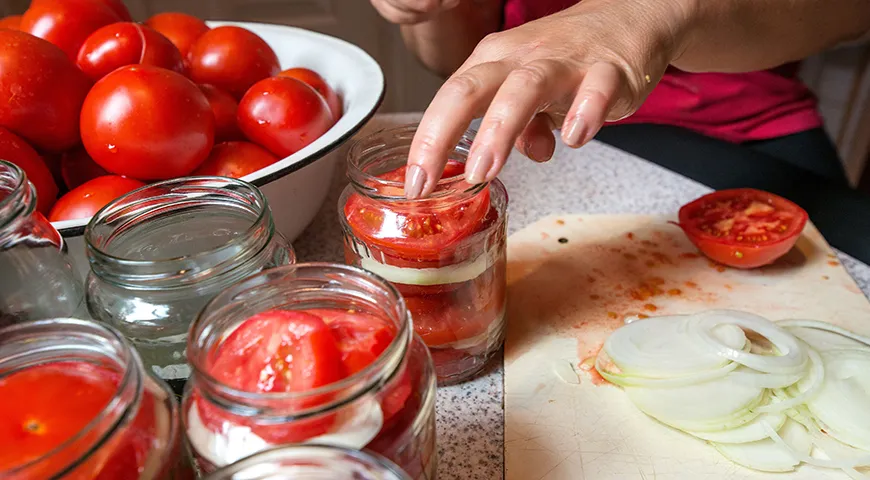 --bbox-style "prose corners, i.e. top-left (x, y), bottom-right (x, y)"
top-left (465, 150), bottom-right (492, 184)
top-left (527, 136), bottom-right (554, 162)
top-left (404, 164), bottom-right (427, 199)
top-left (563, 114), bottom-right (588, 147)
